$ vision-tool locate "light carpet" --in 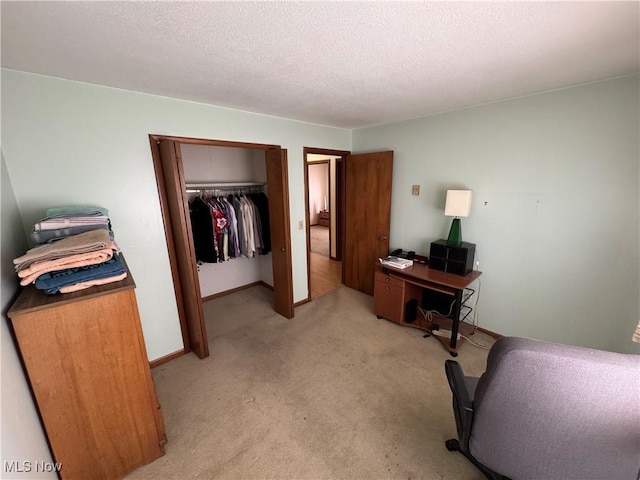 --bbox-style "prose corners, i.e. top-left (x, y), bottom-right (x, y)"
top-left (126, 285), bottom-right (494, 479)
